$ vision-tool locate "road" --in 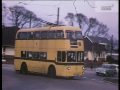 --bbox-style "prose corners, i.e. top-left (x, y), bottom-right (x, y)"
top-left (2, 64), bottom-right (118, 90)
